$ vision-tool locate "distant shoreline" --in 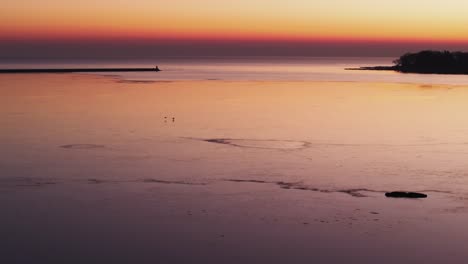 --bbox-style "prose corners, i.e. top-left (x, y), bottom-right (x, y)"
top-left (347, 50), bottom-right (468, 75)
top-left (0, 68), bottom-right (161, 74)
top-left (346, 66), bottom-right (396, 72)
top-left (346, 65), bottom-right (468, 75)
